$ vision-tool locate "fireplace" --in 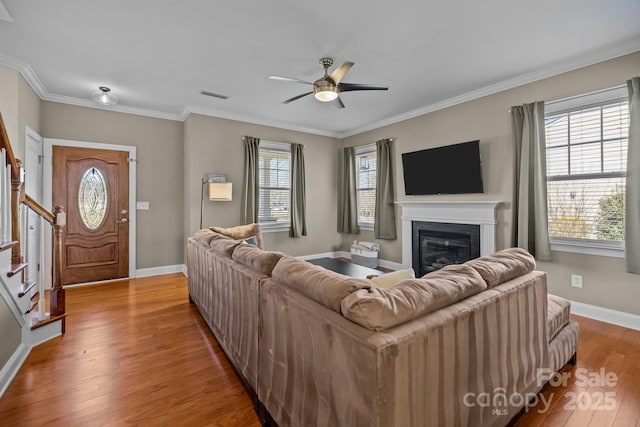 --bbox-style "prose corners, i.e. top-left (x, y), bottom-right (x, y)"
top-left (398, 201), bottom-right (501, 270)
top-left (412, 222), bottom-right (480, 275)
